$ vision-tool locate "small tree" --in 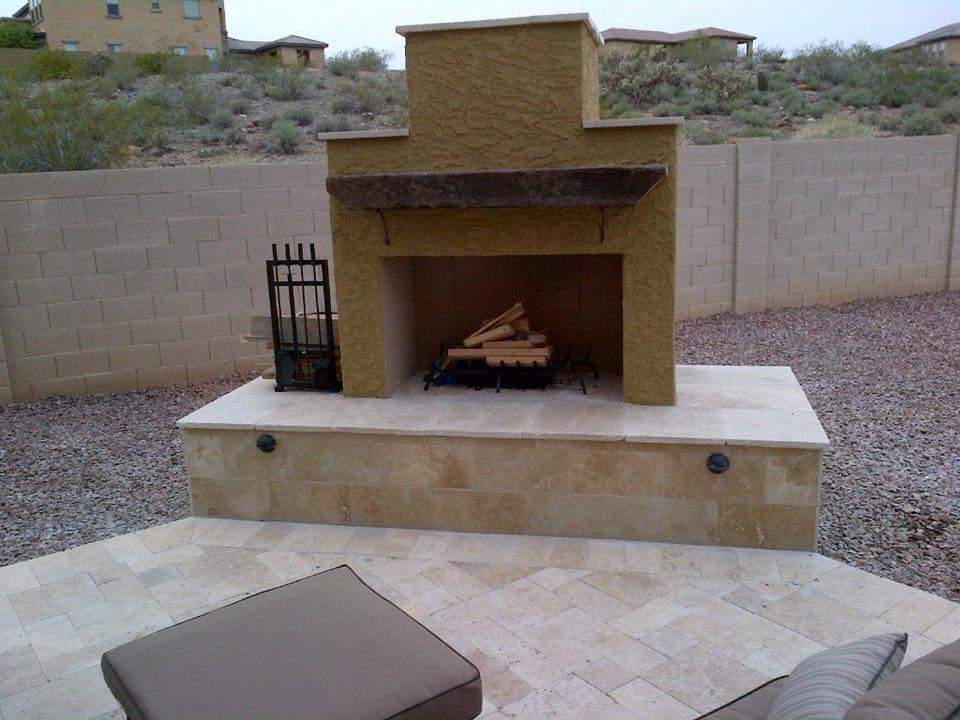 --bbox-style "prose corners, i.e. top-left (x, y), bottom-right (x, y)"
top-left (0, 20), bottom-right (38, 49)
